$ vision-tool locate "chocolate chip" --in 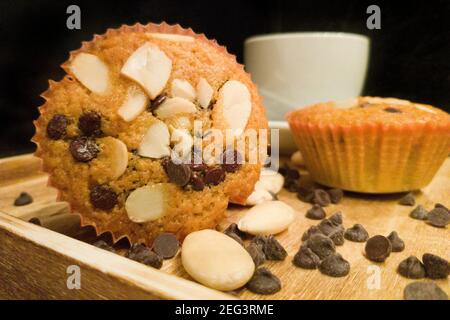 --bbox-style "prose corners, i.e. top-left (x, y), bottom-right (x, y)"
top-left (397, 256), bottom-right (426, 279)
top-left (306, 233), bottom-right (336, 260)
top-left (435, 203), bottom-right (449, 212)
top-left (329, 211), bottom-right (343, 225)
top-left (152, 233), bottom-right (179, 259)
top-left (251, 235), bottom-right (268, 248)
top-left (327, 188), bottom-right (343, 204)
top-left (399, 192), bottom-right (415, 206)
top-left (387, 231), bottom-right (405, 252)
top-left (422, 253), bottom-right (450, 279)
top-left (427, 207), bottom-right (450, 228)
top-left (410, 205), bottom-right (428, 220)
top-left (262, 235), bottom-right (287, 261)
top-left (149, 94), bottom-right (167, 112)
top-left (344, 224), bottom-right (369, 242)
top-left (246, 243), bottom-right (266, 267)
top-left (90, 185), bottom-right (118, 211)
top-left (221, 149), bottom-right (242, 173)
top-left (126, 243), bottom-right (163, 269)
top-left (246, 267), bottom-right (281, 295)
top-left (279, 165), bottom-right (300, 179)
top-left (190, 163), bottom-right (207, 172)
top-left (301, 225), bottom-right (323, 241)
top-left (319, 253), bottom-right (350, 277)
top-left (13, 192), bottom-right (33, 206)
top-left (204, 167), bottom-right (225, 186)
top-left (92, 240), bottom-right (115, 253)
top-left (224, 229), bottom-right (244, 246)
top-left (47, 114), bottom-right (68, 140)
top-left (312, 189), bottom-right (331, 207)
top-left (190, 173), bottom-right (205, 191)
top-left (318, 218), bottom-right (344, 236)
top-left (69, 136), bottom-right (99, 162)
top-left (306, 205), bottom-right (326, 220)
top-left (166, 161), bottom-right (192, 187)
top-left (78, 111), bottom-right (101, 136)
top-left (329, 229), bottom-right (345, 246)
top-left (285, 178), bottom-right (301, 193)
top-left (293, 246), bottom-right (320, 269)
top-left (365, 235), bottom-right (392, 262)
top-left (403, 282), bottom-right (448, 300)
top-left (384, 107), bottom-right (402, 113)
top-left (224, 223), bottom-right (248, 240)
